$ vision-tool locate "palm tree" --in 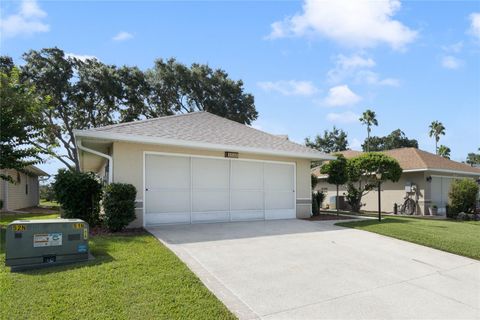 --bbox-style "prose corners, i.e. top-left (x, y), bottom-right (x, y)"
top-left (359, 109), bottom-right (378, 152)
top-left (428, 121), bottom-right (446, 154)
top-left (438, 145), bottom-right (451, 159)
